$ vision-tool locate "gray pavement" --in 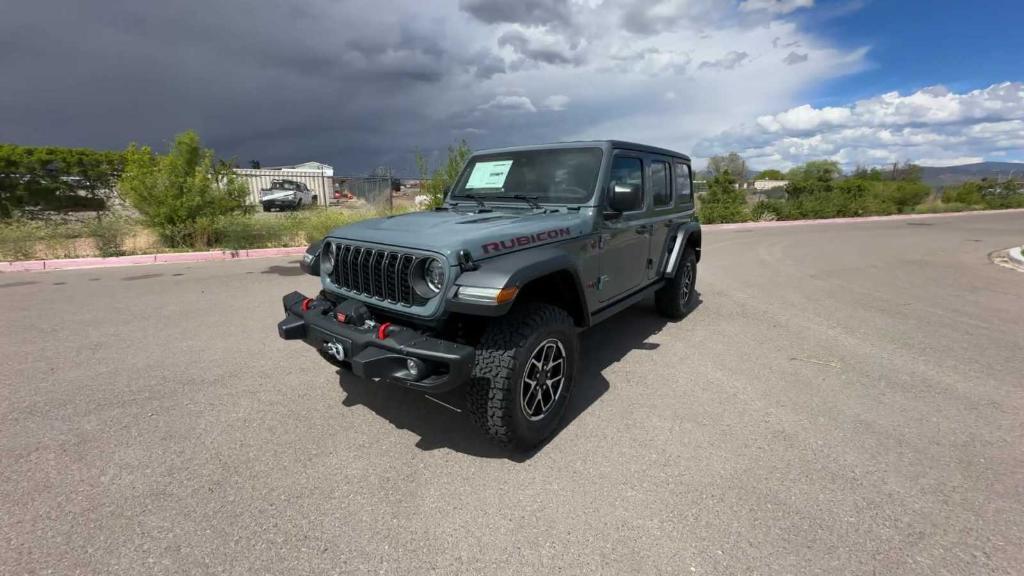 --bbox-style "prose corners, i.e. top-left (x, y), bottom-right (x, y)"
top-left (2, 211), bottom-right (1023, 575)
